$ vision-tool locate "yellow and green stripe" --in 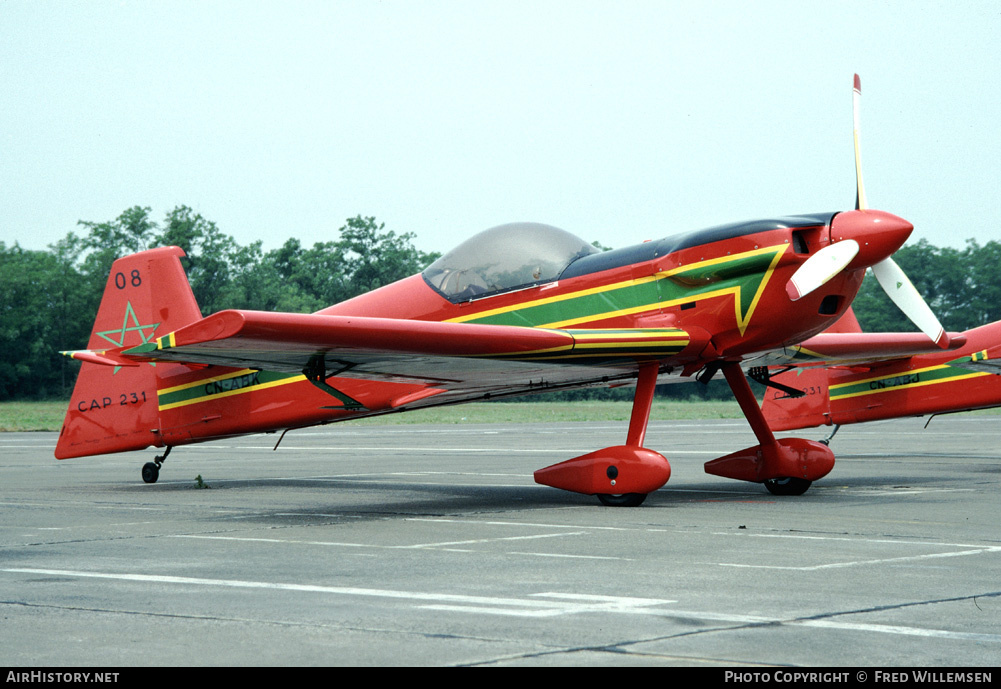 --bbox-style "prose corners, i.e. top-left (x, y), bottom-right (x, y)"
top-left (830, 356), bottom-right (992, 402)
top-left (157, 369), bottom-right (304, 411)
top-left (449, 245), bottom-right (787, 333)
